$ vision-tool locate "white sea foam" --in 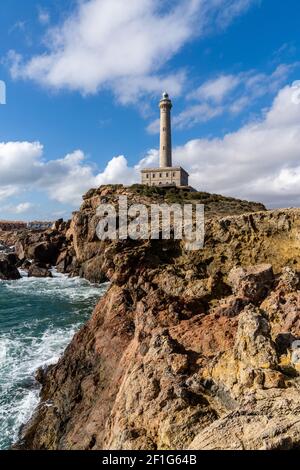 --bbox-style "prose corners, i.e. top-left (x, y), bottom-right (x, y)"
top-left (0, 326), bottom-right (79, 444)
top-left (0, 272), bottom-right (108, 449)
top-left (0, 338), bottom-right (8, 362)
top-left (18, 268), bottom-right (28, 277)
